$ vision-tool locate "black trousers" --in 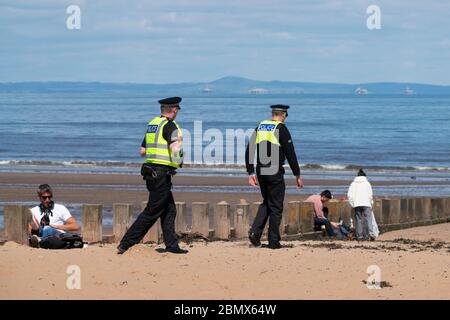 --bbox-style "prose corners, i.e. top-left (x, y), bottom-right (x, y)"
top-left (250, 170), bottom-right (285, 246)
top-left (119, 166), bottom-right (179, 250)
